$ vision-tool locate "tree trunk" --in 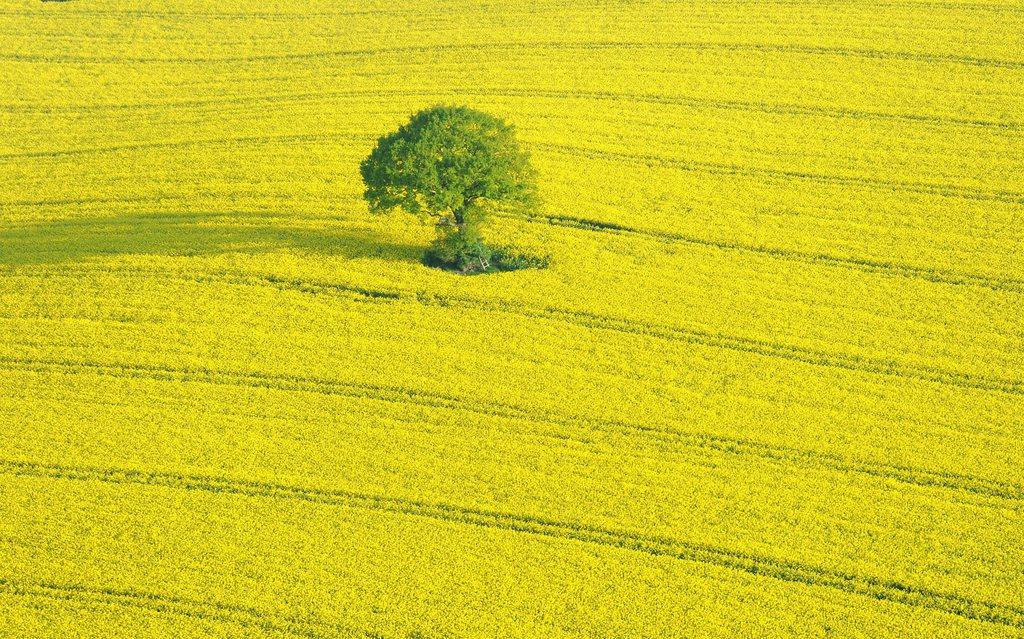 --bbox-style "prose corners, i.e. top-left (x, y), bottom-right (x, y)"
top-left (452, 206), bottom-right (467, 229)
